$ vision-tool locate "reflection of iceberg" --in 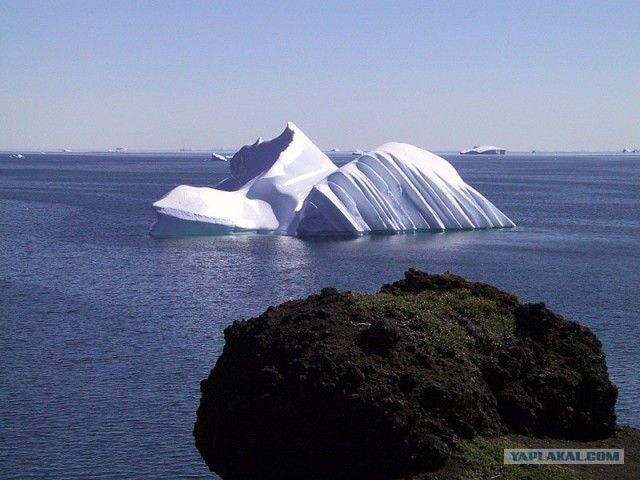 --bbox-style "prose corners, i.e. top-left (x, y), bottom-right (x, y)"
top-left (150, 123), bottom-right (515, 237)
